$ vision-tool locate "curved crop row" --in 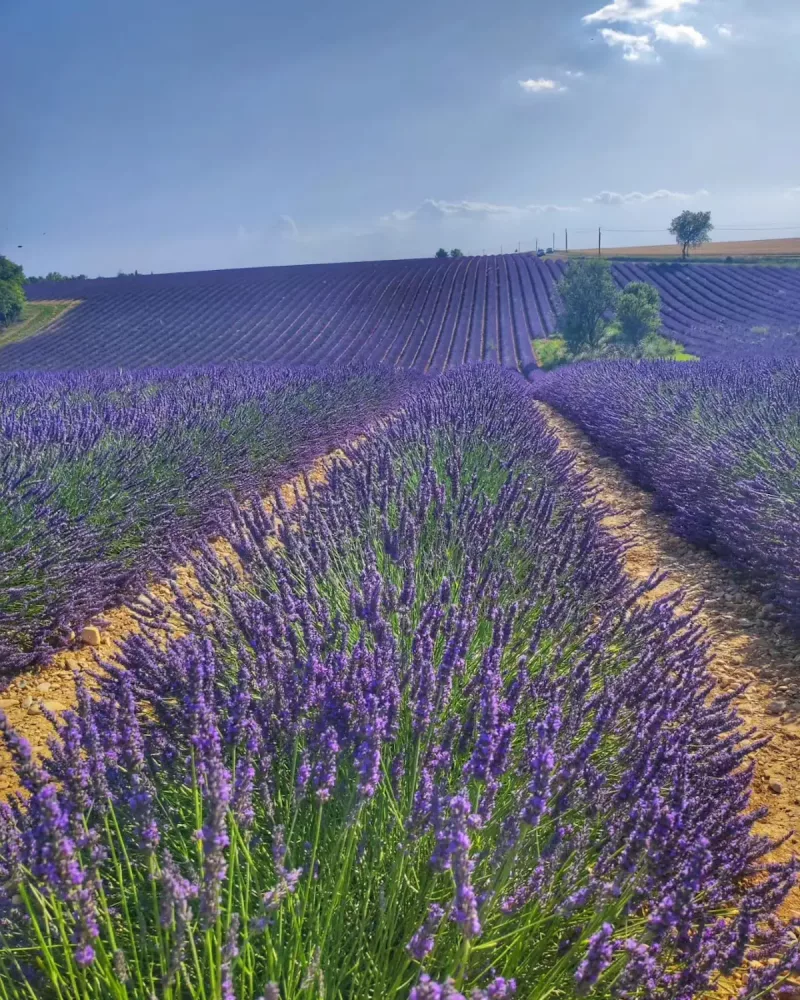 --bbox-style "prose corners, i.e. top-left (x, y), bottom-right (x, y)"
top-left (0, 366), bottom-right (795, 999)
top-left (533, 357), bottom-right (800, 630)
top-left (10, 258), bottom-right (560, 373)
top-left (8, 256), bottom-right (799, 372)
top-left (0, 364), bottom-right (420, 676)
